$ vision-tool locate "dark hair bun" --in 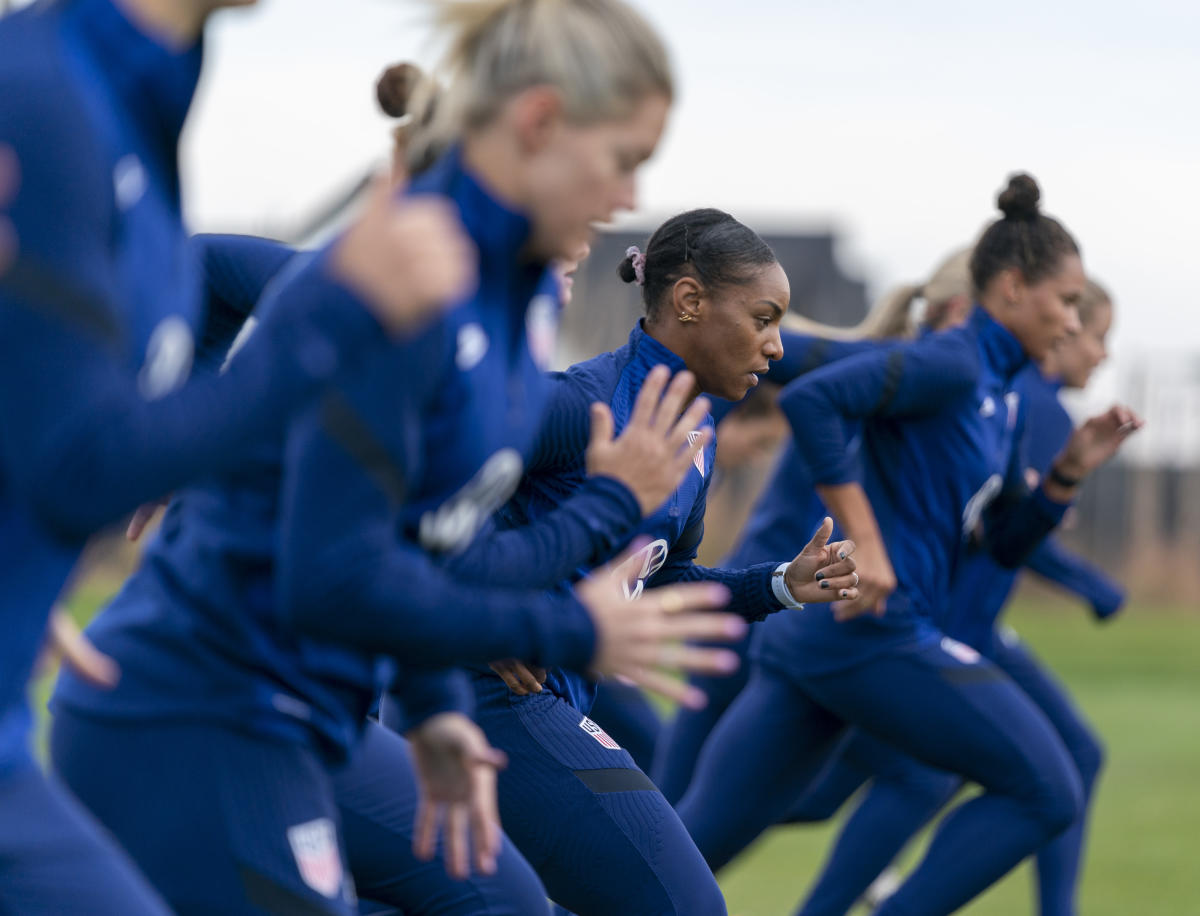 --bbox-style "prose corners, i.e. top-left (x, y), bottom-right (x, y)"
top-left (617, 254), bottom-right (639, 284)
top-left (375, 63), bottom-right (423, 118)
top-left (997, 173), bottom-right (1041, 222)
